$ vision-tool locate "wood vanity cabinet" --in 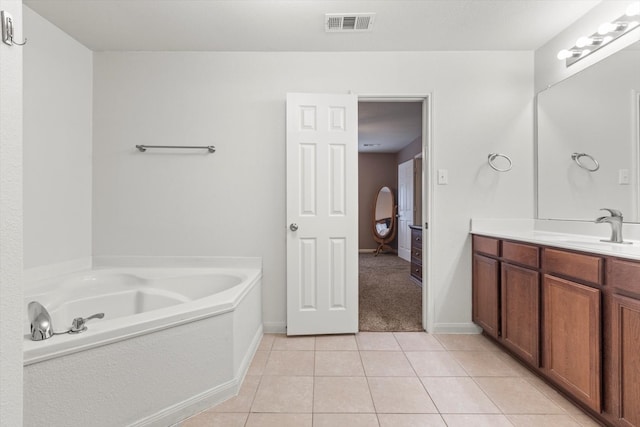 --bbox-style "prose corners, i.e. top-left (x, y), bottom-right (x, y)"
top-left (542, 274), bottom-right (601, 412)
top-left (472, 236), bottom-right (500, 339)
top-left (471, 234), bottom-right (612, 423)
top-left (500, 242), bottom-right (540, 367)
top-left (542, 249), bottom-right (603, 413)
top-left (607, 259), bottom-right (640, 426)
